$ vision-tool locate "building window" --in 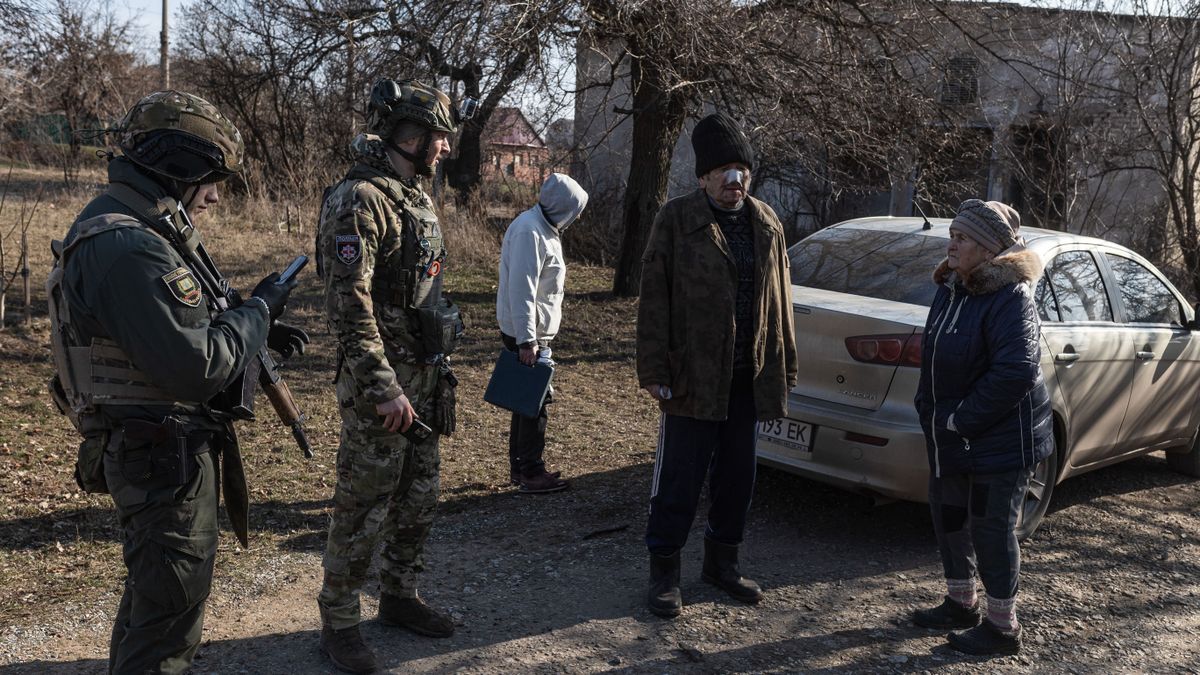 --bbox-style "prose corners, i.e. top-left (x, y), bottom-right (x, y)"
top-left (514, 154), bottom-right (521, 166)
top-left (940, 56), bottom-right (979, 105)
